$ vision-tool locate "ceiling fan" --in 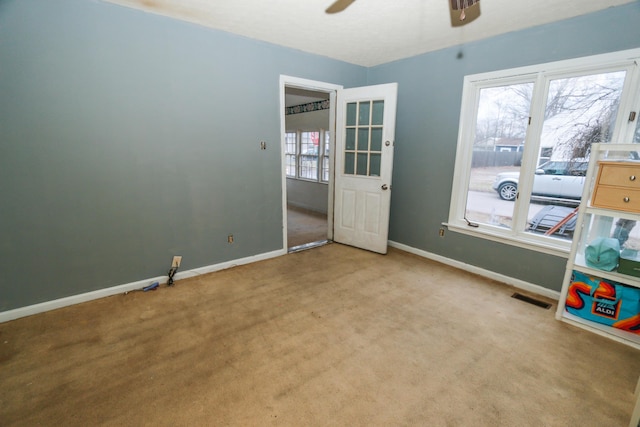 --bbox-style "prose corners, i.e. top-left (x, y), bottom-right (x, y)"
top-left (326, 0), bottom-right (479, 21)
